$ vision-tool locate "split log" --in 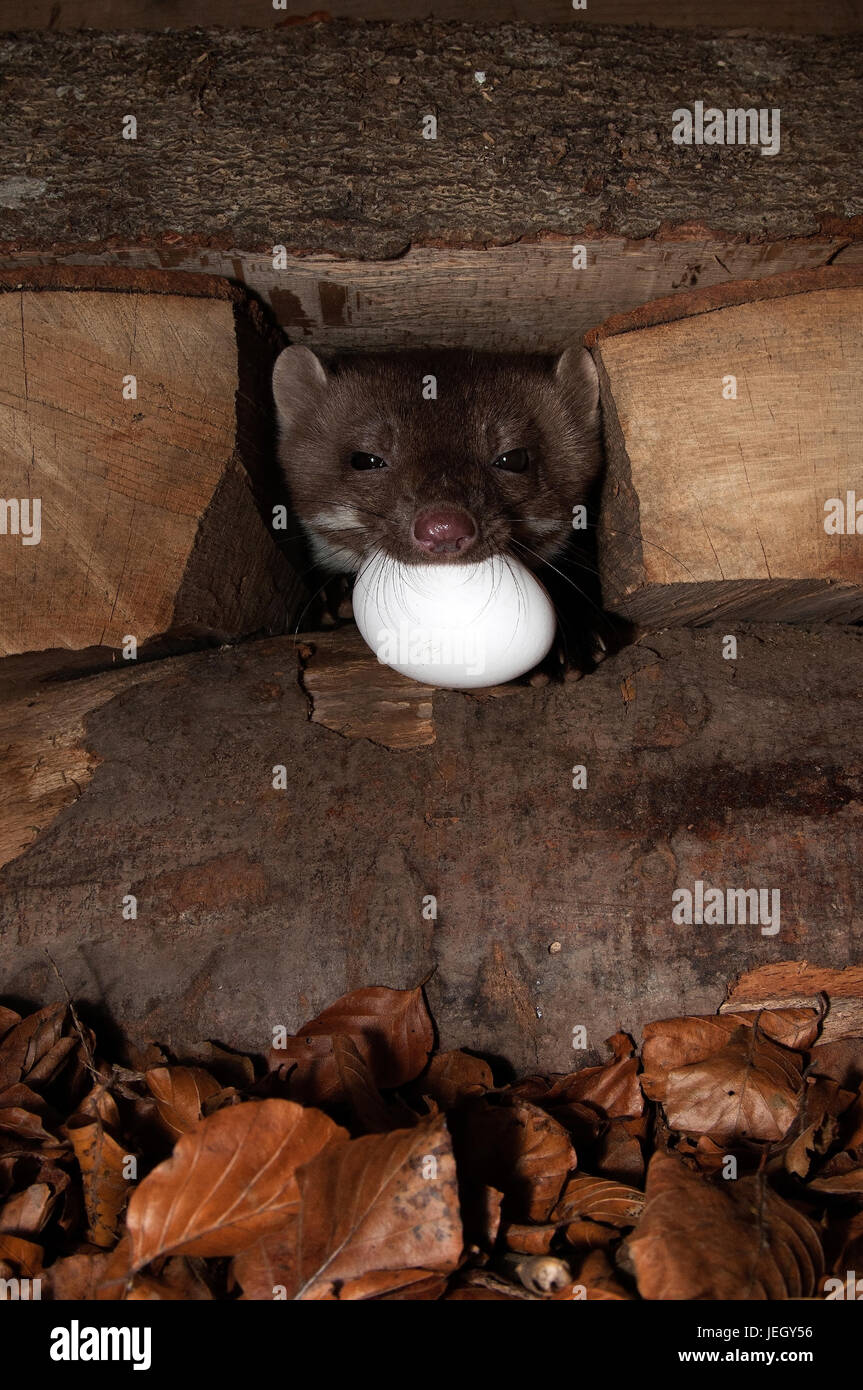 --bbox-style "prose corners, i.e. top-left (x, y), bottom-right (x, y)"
top-left (0, 267), bottom-right (303, 660)
top-left (0, 623), bottom-right (860, 1074)
top-left (589, 267), bottom-right (863, 627)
